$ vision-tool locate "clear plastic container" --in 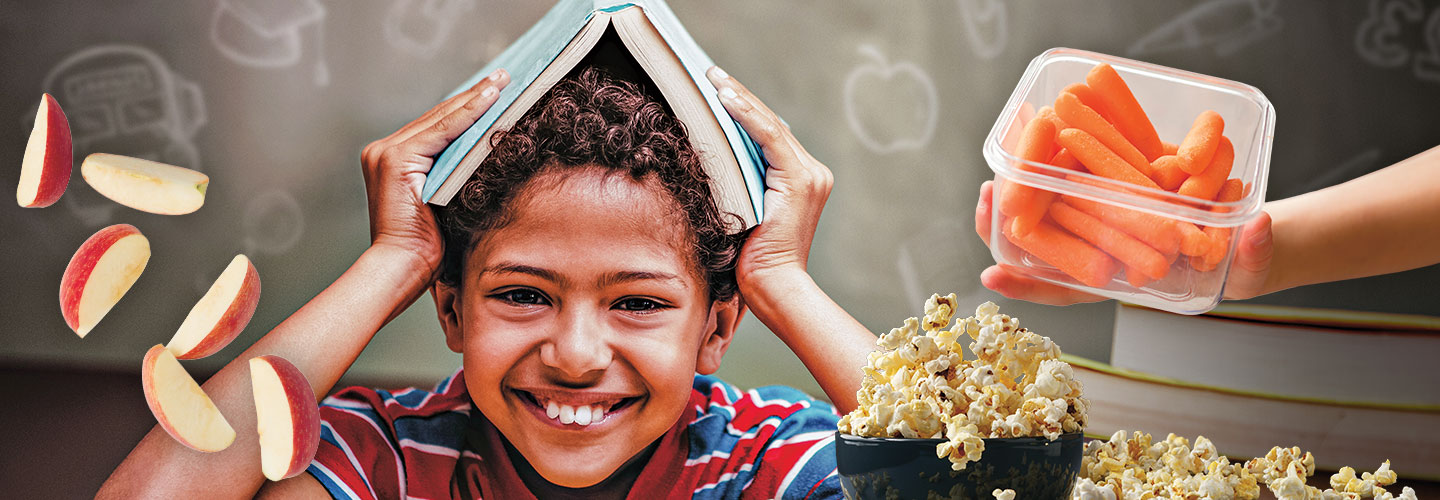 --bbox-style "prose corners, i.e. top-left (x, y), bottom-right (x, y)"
top-left (982, 48), bottom-right (1274, 315)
